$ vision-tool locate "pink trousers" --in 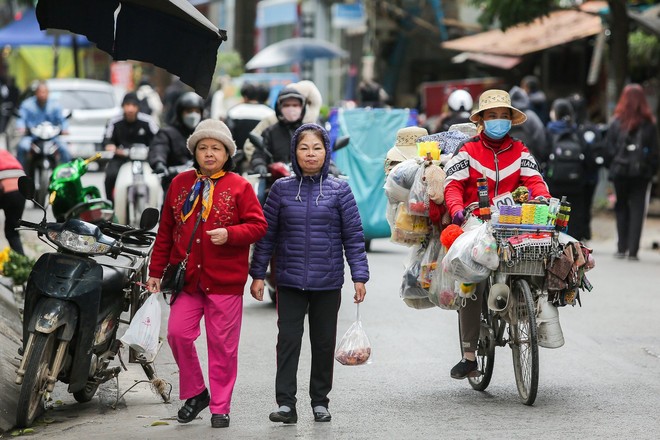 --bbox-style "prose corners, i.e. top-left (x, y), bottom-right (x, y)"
top-left (167, 287), bottom-right (243, 414)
